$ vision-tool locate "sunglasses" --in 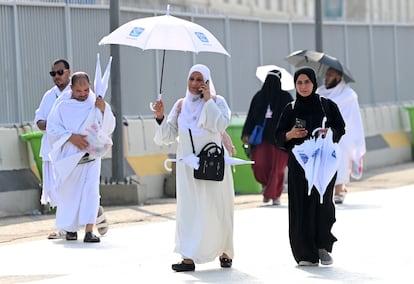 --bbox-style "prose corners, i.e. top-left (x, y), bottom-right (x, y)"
top-left (49, 69), bottom-right (67, 77)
